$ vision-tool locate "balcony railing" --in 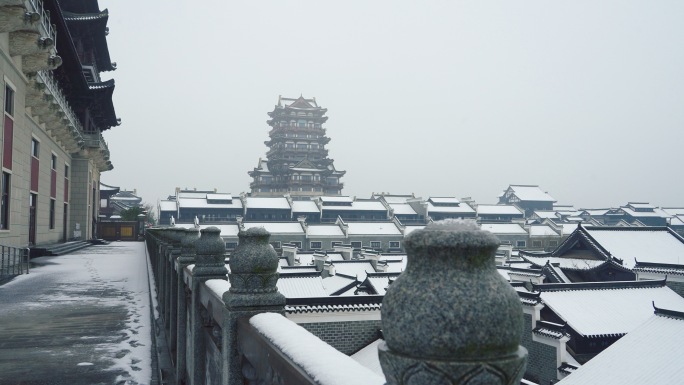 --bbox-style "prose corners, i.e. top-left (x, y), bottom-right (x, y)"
top-left (145, 222), bottom-right (528, 385)
top-left (35, 70), bottom-right (85, 148)
top-left (26, 0), bottom-right (57, 46)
